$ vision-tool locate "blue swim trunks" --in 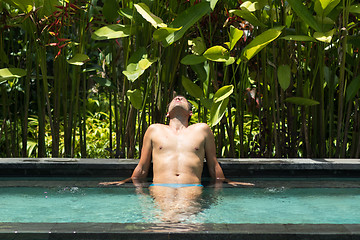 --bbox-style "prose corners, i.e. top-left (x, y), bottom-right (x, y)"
top-left (149, 183), bottom-right (203, 188)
